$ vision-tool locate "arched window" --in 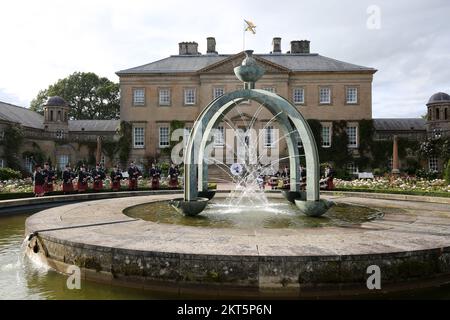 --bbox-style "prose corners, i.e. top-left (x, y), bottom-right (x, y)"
top-left (445, 108), bottom-right (448, 120)
top-left (58, 110), bottom-right (61, 121)
top-left (436, 108), bottom-right (440, 120)
top-left (50, 110), bottom-right (54, 121)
